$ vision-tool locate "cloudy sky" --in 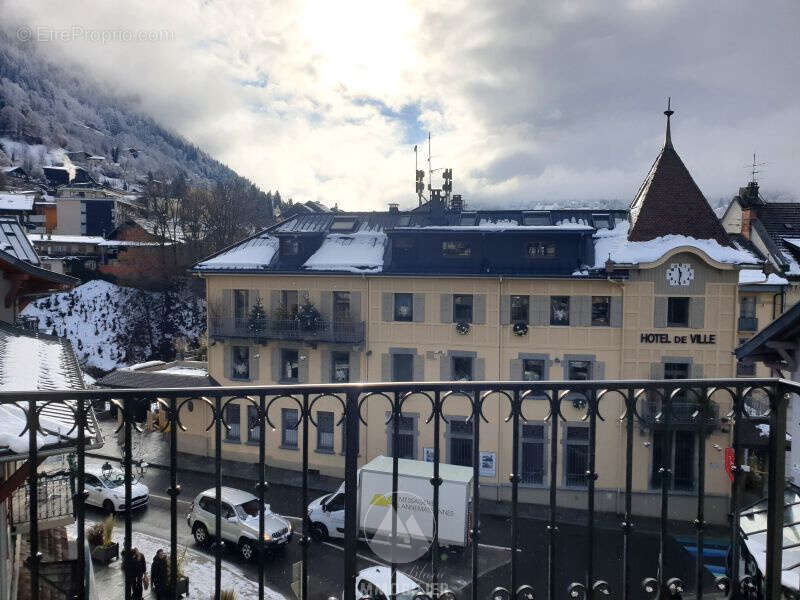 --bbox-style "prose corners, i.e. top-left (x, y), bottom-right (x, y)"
top-left (4, 1), bottom-right (799, 210)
